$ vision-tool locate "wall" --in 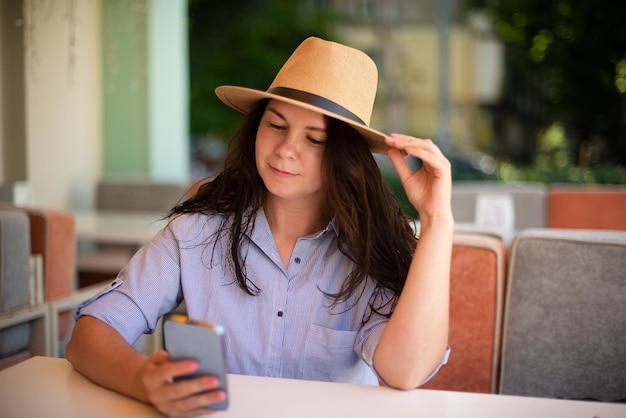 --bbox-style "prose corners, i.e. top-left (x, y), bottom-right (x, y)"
top-left (24, 0), bottom-right (102, 210)
top-left (101, 0), bottom-right (189, 182)
top-left (1, 0), bottom-right (189, 211)
top-left (101, 0), bottom-right (149, 178)
top-left (0, 0), bottom-right (28, 184)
